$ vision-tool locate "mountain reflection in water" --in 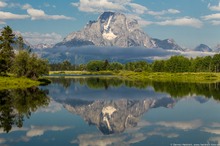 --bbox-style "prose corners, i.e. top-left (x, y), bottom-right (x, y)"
top-left (1, 77), bottom-right (220, 146)
top-left (48, 77), bottom-right (219, 135)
